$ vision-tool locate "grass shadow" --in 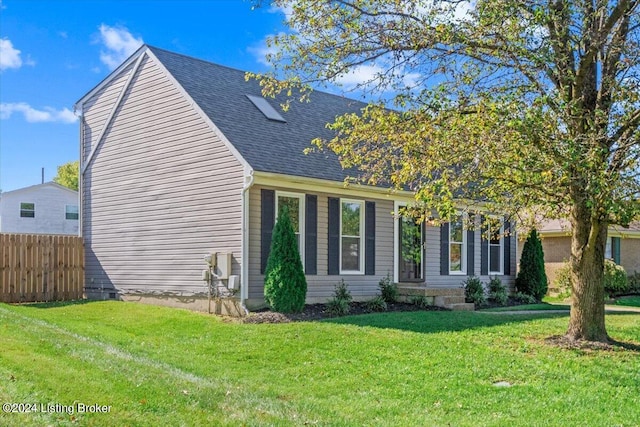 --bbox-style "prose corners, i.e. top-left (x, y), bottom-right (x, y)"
top-left (13, 299), bottom-right (98, 309)
top-left (323, 309), bottom-right (569, 334)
